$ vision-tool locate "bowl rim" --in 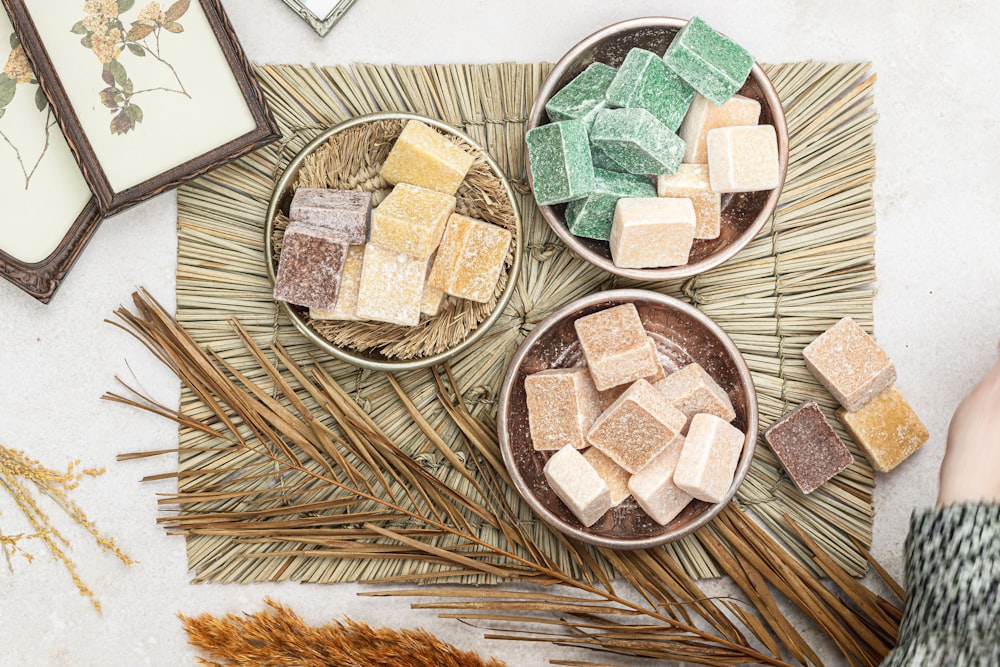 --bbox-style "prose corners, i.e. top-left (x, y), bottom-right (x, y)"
top-left (526, 15), bottom-right (789, 281)
top-left (264, 111), bottom-right (524, 373)
top-left (496, 288), bottom-right (759, 550)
